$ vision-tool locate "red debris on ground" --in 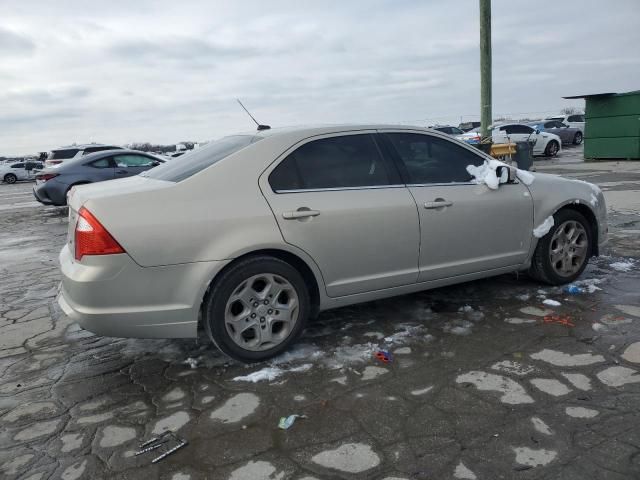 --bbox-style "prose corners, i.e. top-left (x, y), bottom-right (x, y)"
top-left (542, 314), bottom-right (576, 327)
